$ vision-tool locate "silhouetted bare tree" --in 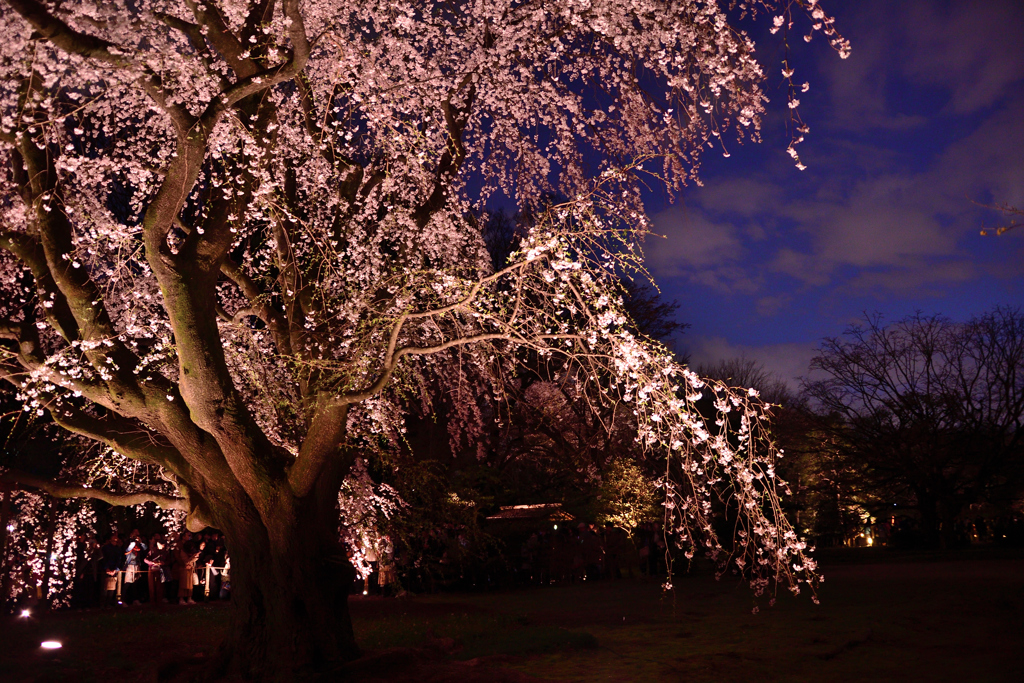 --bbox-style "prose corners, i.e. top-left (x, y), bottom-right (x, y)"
top-left (804, 309), bottom-right (1024, 547)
